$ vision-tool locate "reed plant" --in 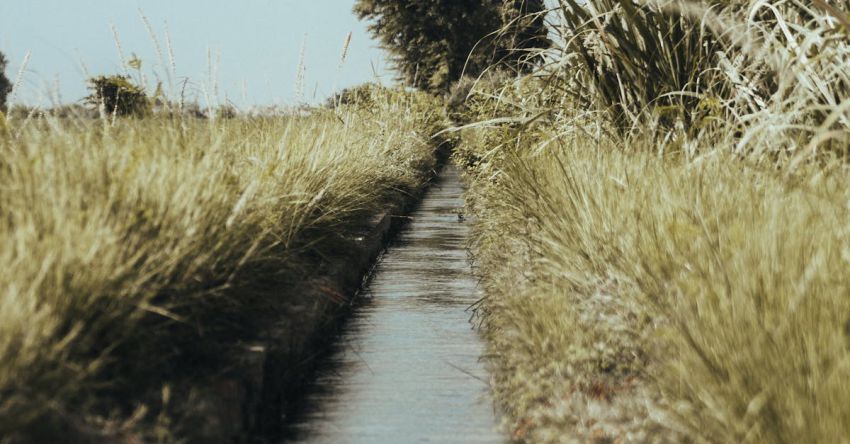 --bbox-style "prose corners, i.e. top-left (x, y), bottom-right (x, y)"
top-left (461, 120), bottom-right (850, 442)
top-left (539, 0), bottom-right (850, 152)
top-left (457, 0), bottom-right (850, 441)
